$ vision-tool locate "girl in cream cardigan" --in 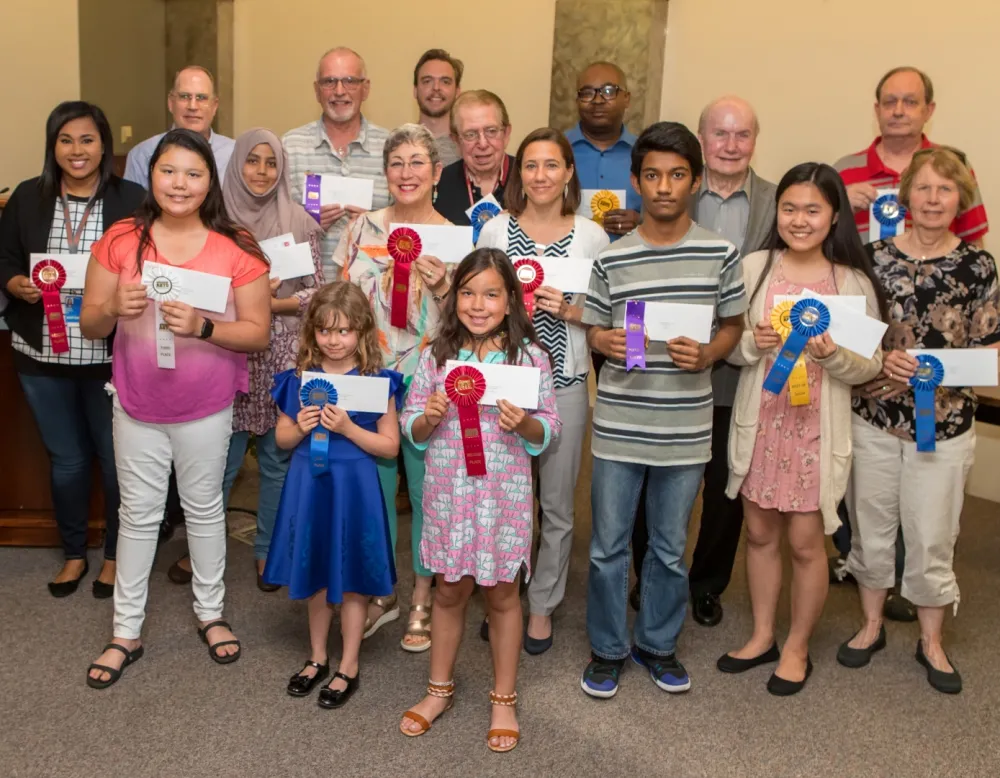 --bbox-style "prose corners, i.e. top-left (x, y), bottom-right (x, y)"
top-left (717, 163), bottom-right (886, 696)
